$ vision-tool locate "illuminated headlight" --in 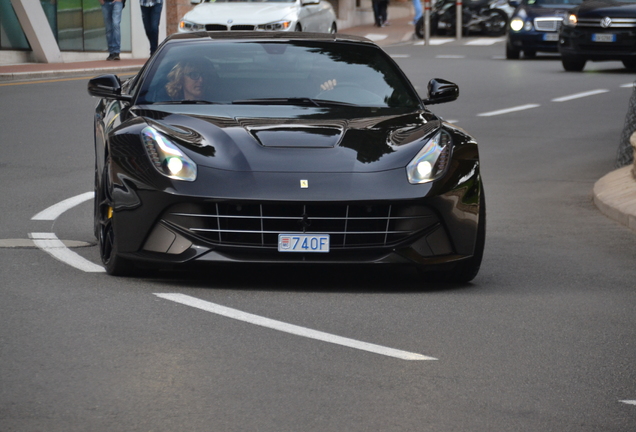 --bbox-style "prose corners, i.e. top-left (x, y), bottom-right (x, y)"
top-left (510, 18), bottom-right (525, 32)
top-left (256, 20), bottom-right (293, 31)
top-left (564, 13), bottom-right (577, 27)
top-left (141, 126), bottom-right (197, 181)
top-left (406, 131), bottom-right (451, 184)
top-left (179, 20), bottom-right (205, 31)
